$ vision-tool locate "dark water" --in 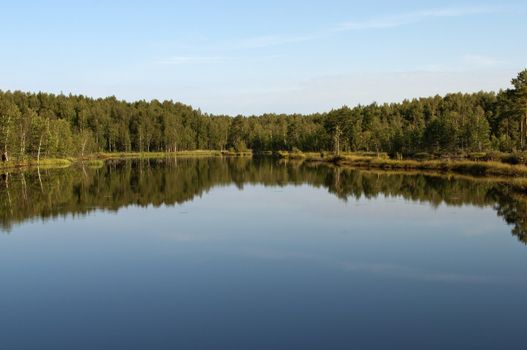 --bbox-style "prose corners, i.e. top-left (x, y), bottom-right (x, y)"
top-left (1, 158), bottom-right (526, 350)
